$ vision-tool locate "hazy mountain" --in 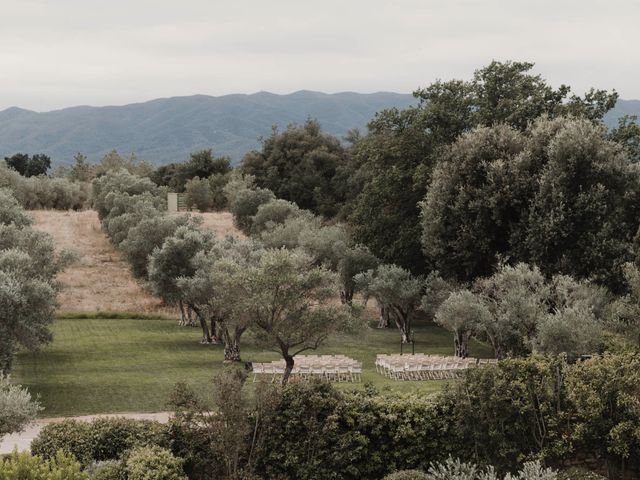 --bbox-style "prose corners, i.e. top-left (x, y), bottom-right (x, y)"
top-left (0, 91), bottom-right (416, 165)
top-left (0, 92), bottom-right (637, 165)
